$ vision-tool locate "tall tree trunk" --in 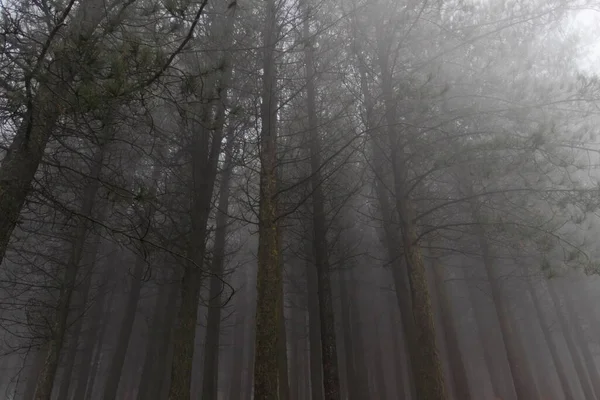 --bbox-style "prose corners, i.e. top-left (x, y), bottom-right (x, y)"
top-left (253, 0), bottom-right (284, 395)
top-left (56, 233), bottom-right (103, 400)
top-left (229, 301), bottom-right (246, 400)
top-left (33, 125), bottom-right (111, 400)
top-left (201, 130), bottom-right (235, 400)
top-left (73, 272), bottom-right (114, 400)
top-left (348, 270), bottom-right (371, 399)
top-left (278, 297), bottom-right (291, 400)
top-left (153, 279), bottom-right (180, 399)
top-left (0, 0), bottom-right (106, 266)
top-left (17, 348), bottom-right (46, 400)
top-left (547, 279), bottom-right (597, 399)
top-left (459, 174), bottom-right (538, 400)
top-left (306, 255), bottom-right (324, 400)
top-left (351, 20), bottom-right (417, 397)
top-left (388, 297), bottom-right (408, 399)
top-left (102, 158), bottom-right (164, 400)
top-left (372, 318), bottom-right (389, 399)
top-left (136, 276), bottom-right (177, 400)
top-left (101, 254), bottom-right (145, 400)
top-left (562, 283), bottom-right (600, 398)
top-left (473, 226), bottom-right (538, 400)
top-left (430, 258), bottom-right (471, 400)
top-left (167, 7), bottom-right (236, 396)
top-left (524, 269), bottom-right (575, 400)
top-left (339, 269), bottom-right (359, 399)
top-left (302, 3), bottom-right (340, 398)
top-left (374, 23), bottom-right (447, 399)
top-left (463, 265), bottom-right (514, 399)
